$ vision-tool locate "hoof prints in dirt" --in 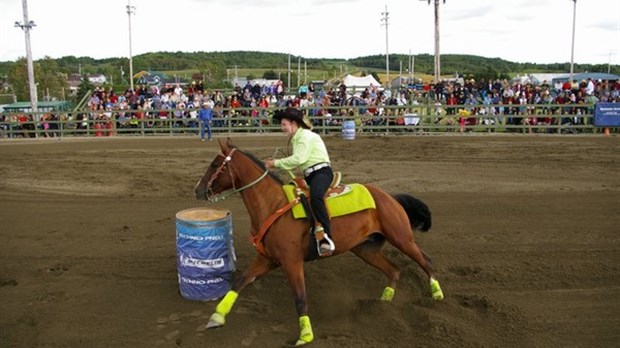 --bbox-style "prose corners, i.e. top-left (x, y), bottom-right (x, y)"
top-left (155, 309), bottom-right (269, 347)
top-left (0, 276), bottom-right (18, 287)
top-left (155, 310), bottom-right (207, 346)
top-left (33, 291), bottom-right (66, 304)
top-left (157, 217), bottom-right (172, 223)
top-left (454, 294), bottom-right (491, 312)
top-left (47, 263), bottom-right (70, 276)
top-left (449, 266), bottom-right (482, 276)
